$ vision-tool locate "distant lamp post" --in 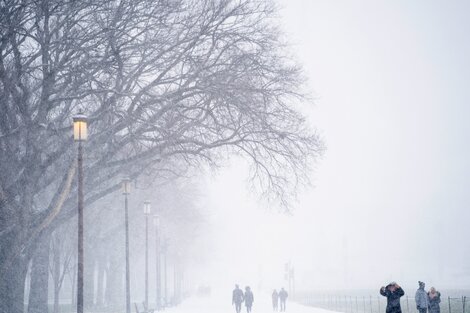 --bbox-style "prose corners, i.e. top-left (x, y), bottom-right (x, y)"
top-left (162, 237), bottom-right (169, 308)
top-left (143, 201), bottom-right (151, 311)
top-left (73, 112), bottom-right (87, 313)
top-left (153, 215), bottom-right (161, 311)
top-left (122, 178), bottom-right (131, 313)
